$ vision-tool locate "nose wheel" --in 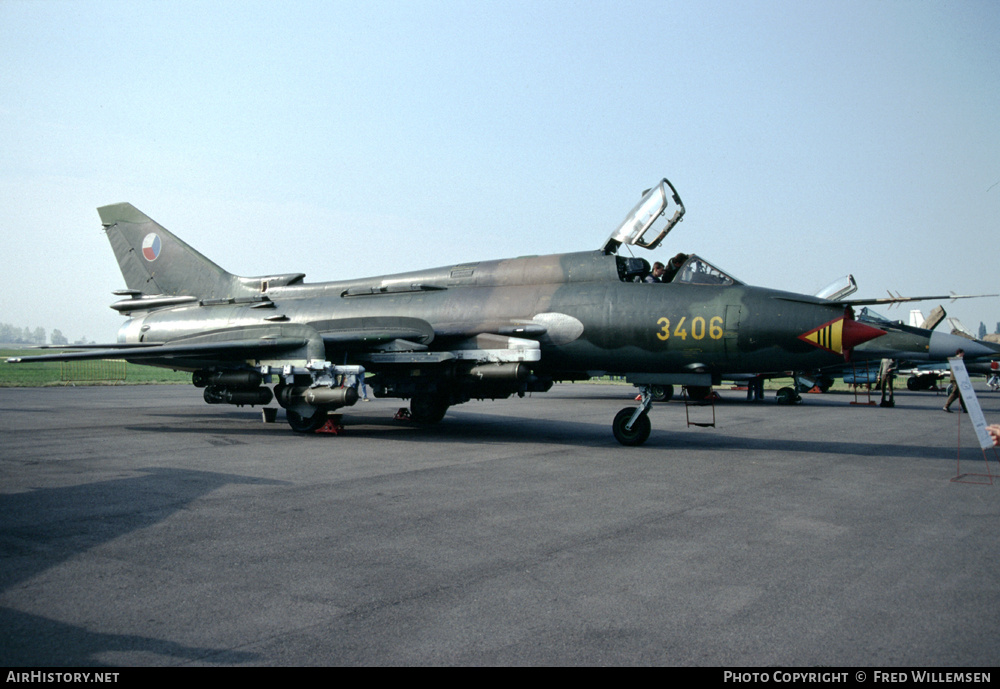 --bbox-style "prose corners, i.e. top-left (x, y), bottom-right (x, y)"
top-left (612, 385), bottom-right (654, 446)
